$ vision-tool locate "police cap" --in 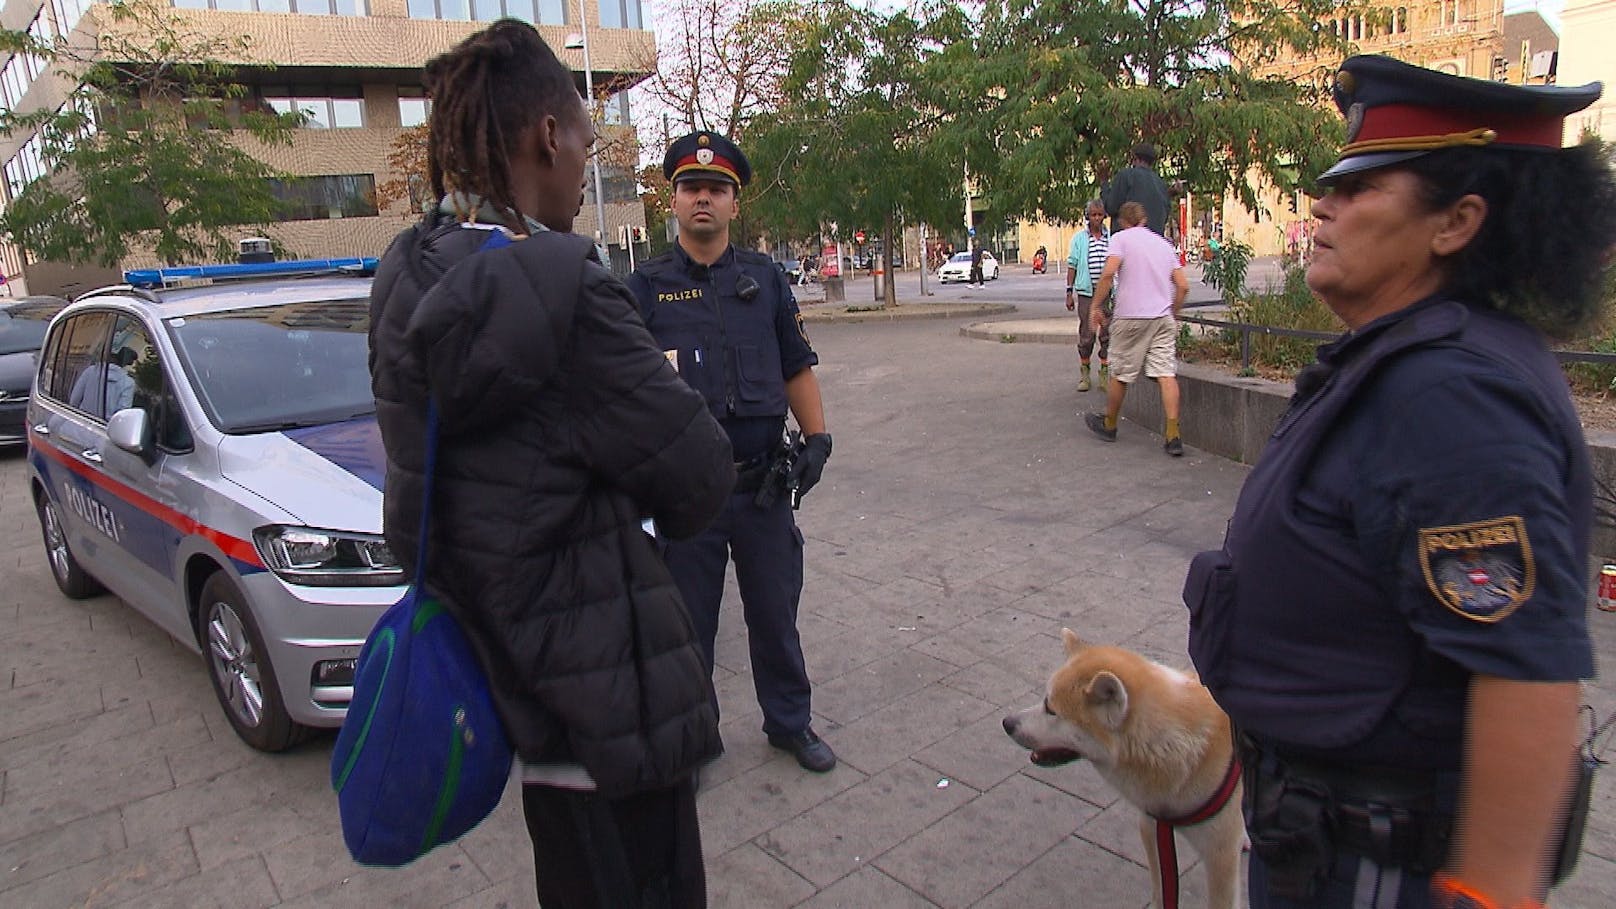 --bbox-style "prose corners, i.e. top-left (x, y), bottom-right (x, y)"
top-left (663, 130), bottom-right (752, 188)
top-left (1317, 54), bottom-right (1602, 186)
